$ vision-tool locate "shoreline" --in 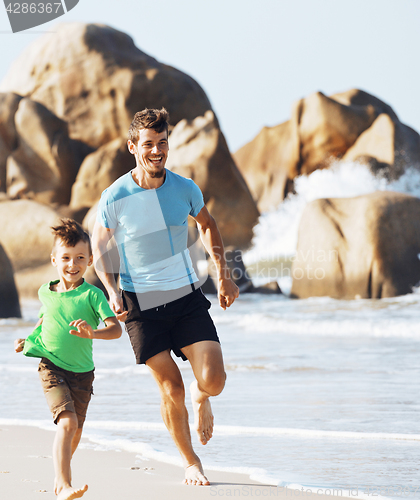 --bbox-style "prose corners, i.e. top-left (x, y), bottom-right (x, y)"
top-left (0, 424), bottom-right (348, 500)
